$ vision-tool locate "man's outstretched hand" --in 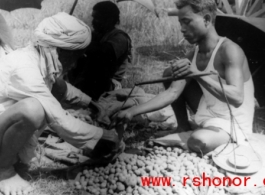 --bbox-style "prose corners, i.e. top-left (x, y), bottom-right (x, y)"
top-left (110, 109), bottom-right (134, 128)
